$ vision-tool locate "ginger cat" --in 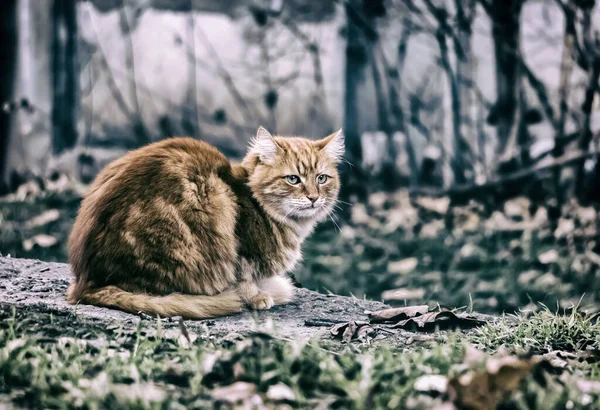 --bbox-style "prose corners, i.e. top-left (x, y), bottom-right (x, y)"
top-left (66, 127), bottom-right (344, 319)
